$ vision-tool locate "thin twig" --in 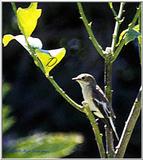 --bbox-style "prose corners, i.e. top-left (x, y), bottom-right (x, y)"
top-left (111, 2), bottom-right (125, 53)
top-left (83, 102), bottom-right (106, 158)
top-left (115, 86), bottom-right (141, 158)
top-left (112, 4), bottom-right (141, 63)
top-left (108, 2), bottom-right (117, 17)
top-left (47, 76), bottom-right (84, 112)
top-left (77, 2), bottom-right (105, 58)
top-left (111, 39), bottom-right (125, 63)
top-left (128, 4), bottom-right (141, 29)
